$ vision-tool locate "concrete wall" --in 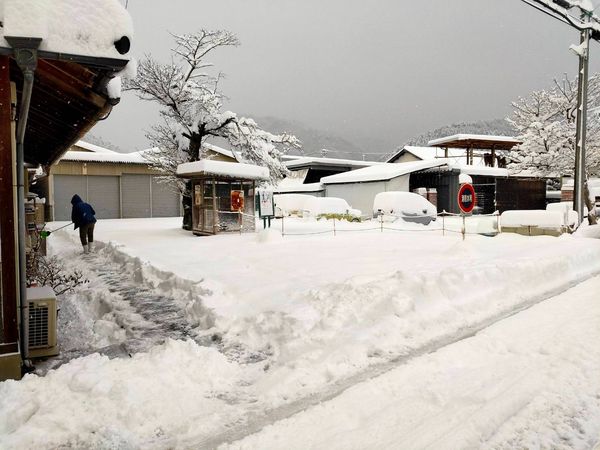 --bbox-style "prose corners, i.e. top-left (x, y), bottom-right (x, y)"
top-left (393, 153), bottom-right (421, 164)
